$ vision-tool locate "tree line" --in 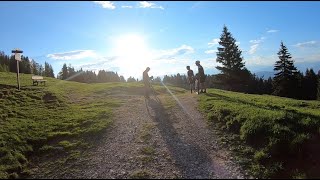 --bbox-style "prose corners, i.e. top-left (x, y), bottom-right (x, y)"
top-left (57, 63), bottom-right (128, 83)
top-left (0, 51), bottom-right (54, 78)
top-left (213, 25), bottom-right (320, 100)
top-left (161, 25), bottom-right (320, 100)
